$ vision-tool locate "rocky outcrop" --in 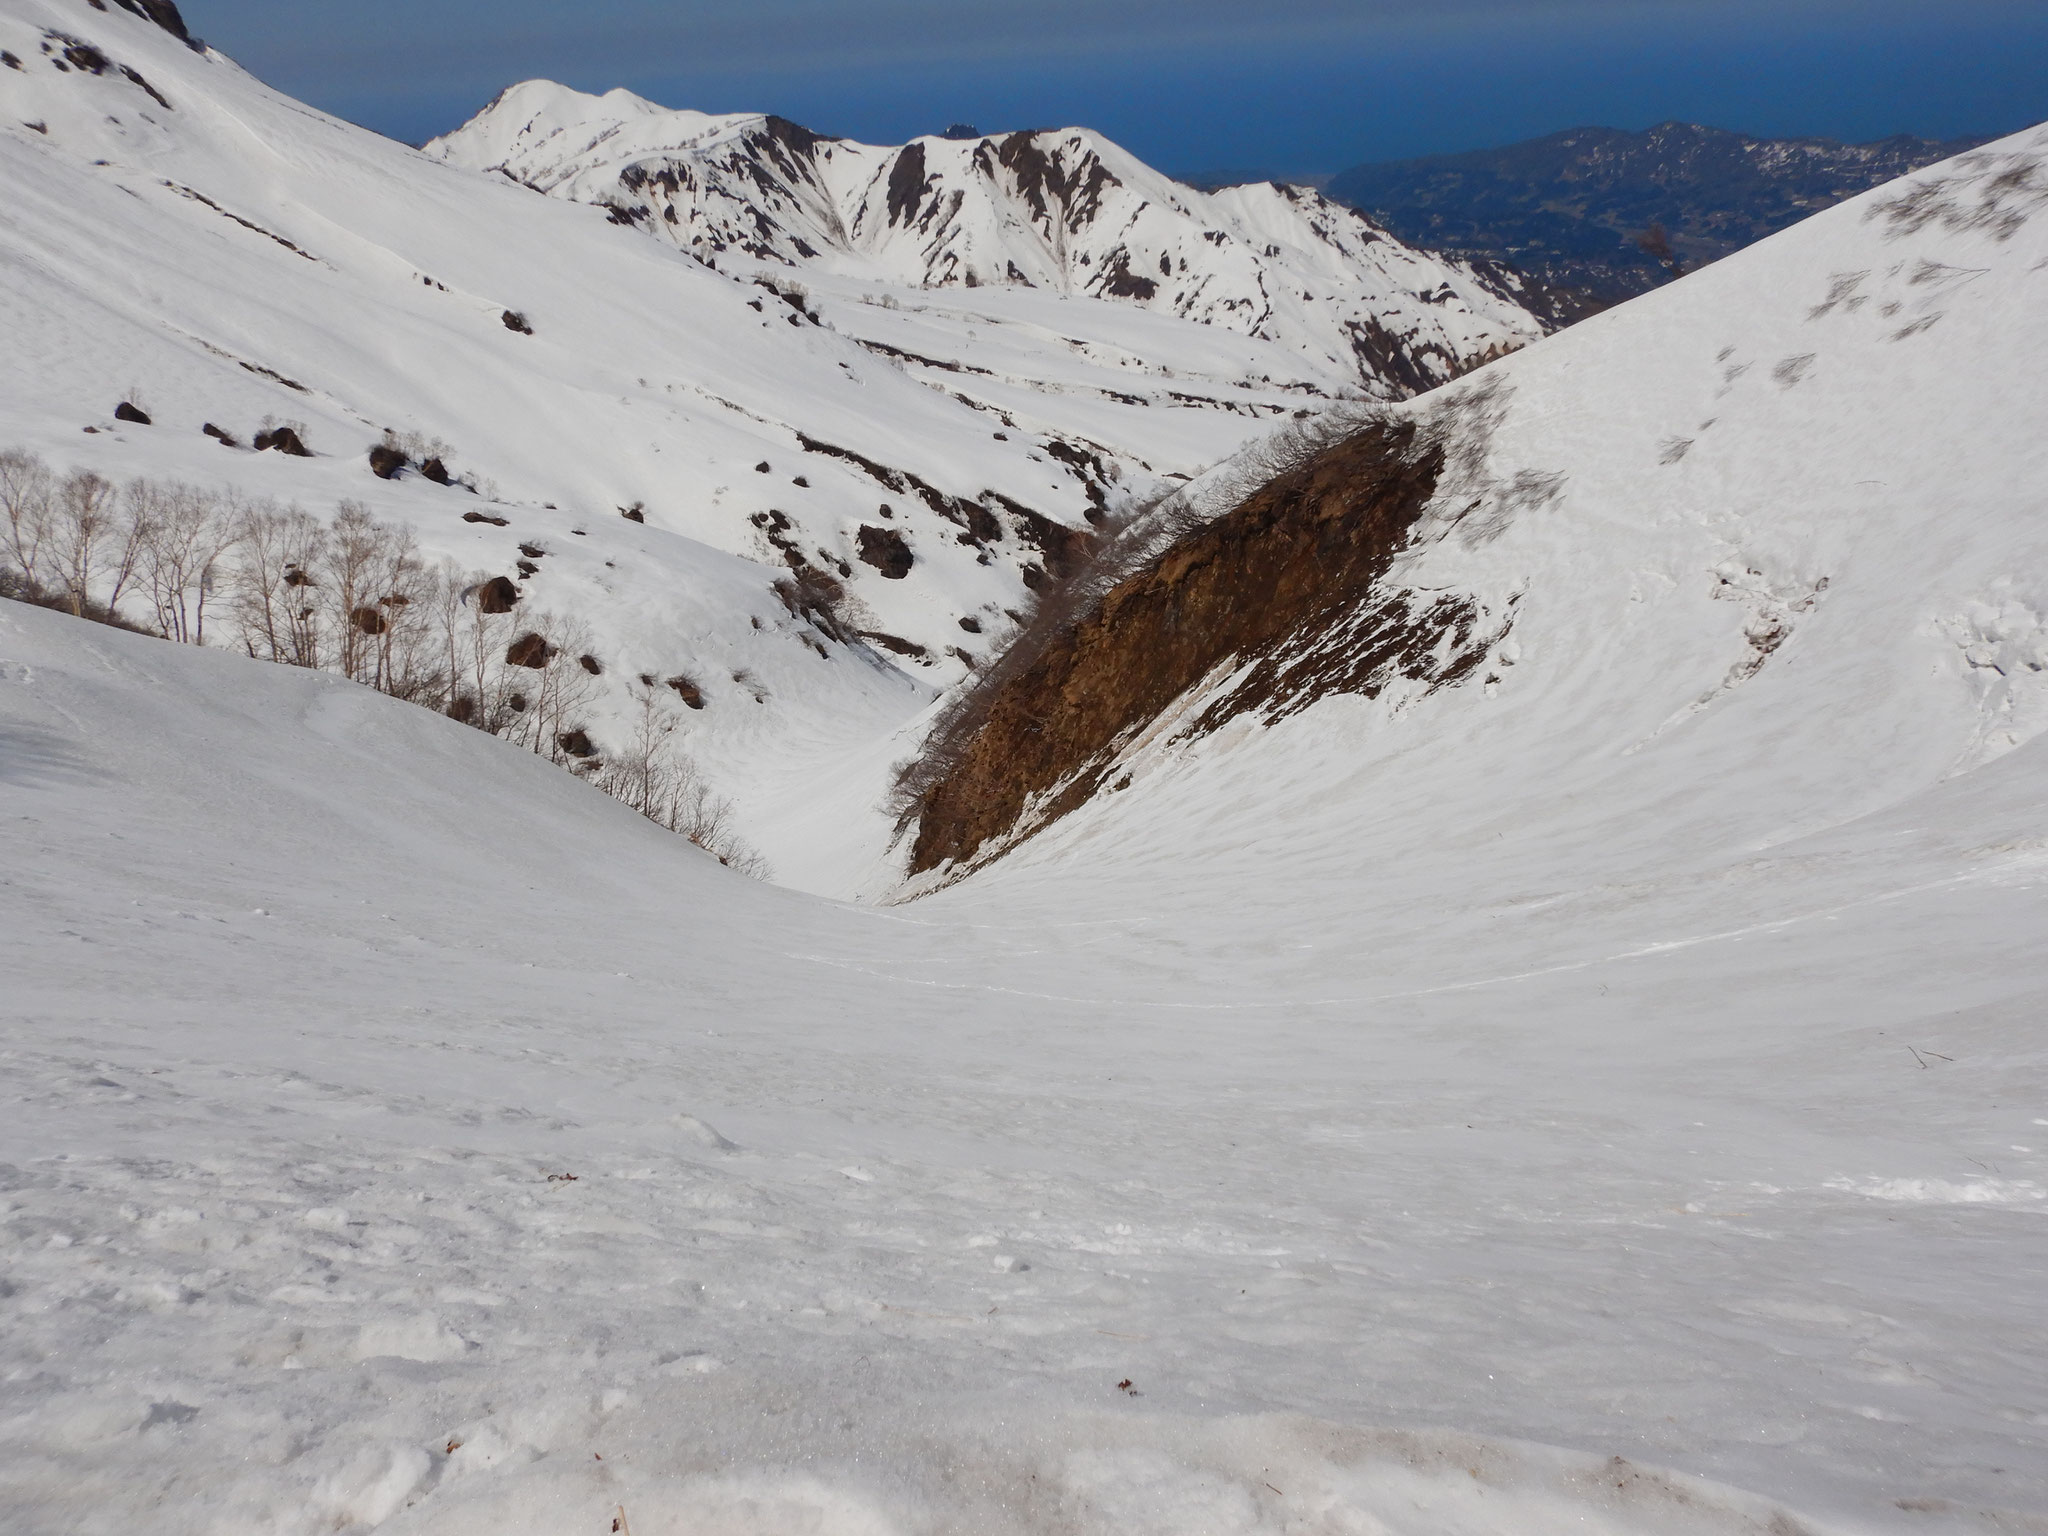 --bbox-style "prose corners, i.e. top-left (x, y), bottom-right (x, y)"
top-left (110, 0), bottom-right (195, 45)
top-left (907, 418), bottom-right (1501, 875)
